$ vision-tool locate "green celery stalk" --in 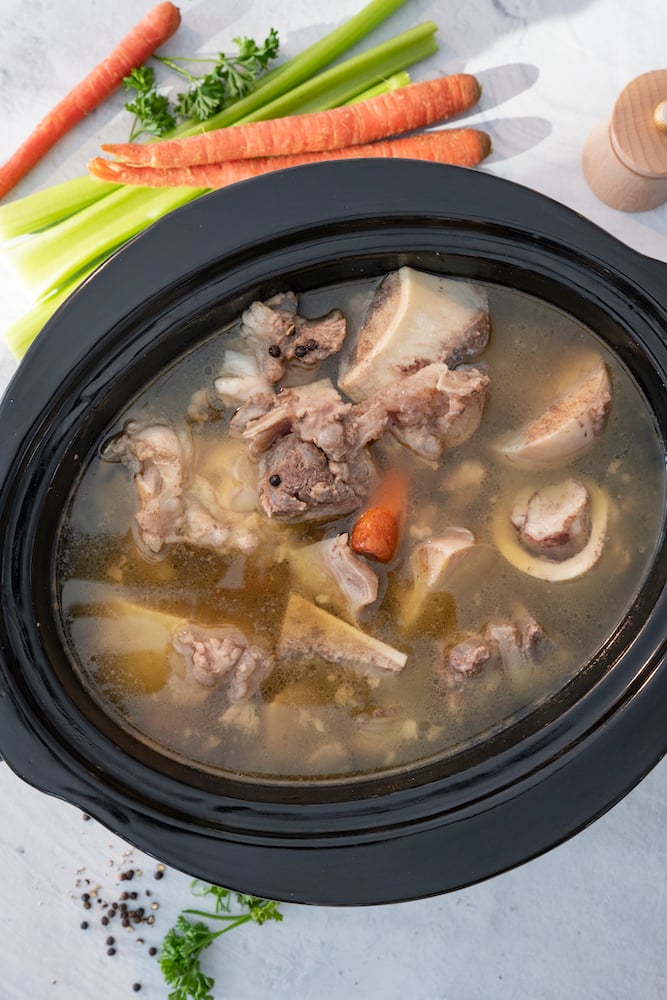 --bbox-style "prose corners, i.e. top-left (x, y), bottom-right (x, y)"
top-left (346, 70), bottom-right (411, 103)
top-left (7, 21), bottom-right (437, 302)
top-left (0, 175), bottom-right (119, 241)
top-left (234, 22), bottom-right (437, 118)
